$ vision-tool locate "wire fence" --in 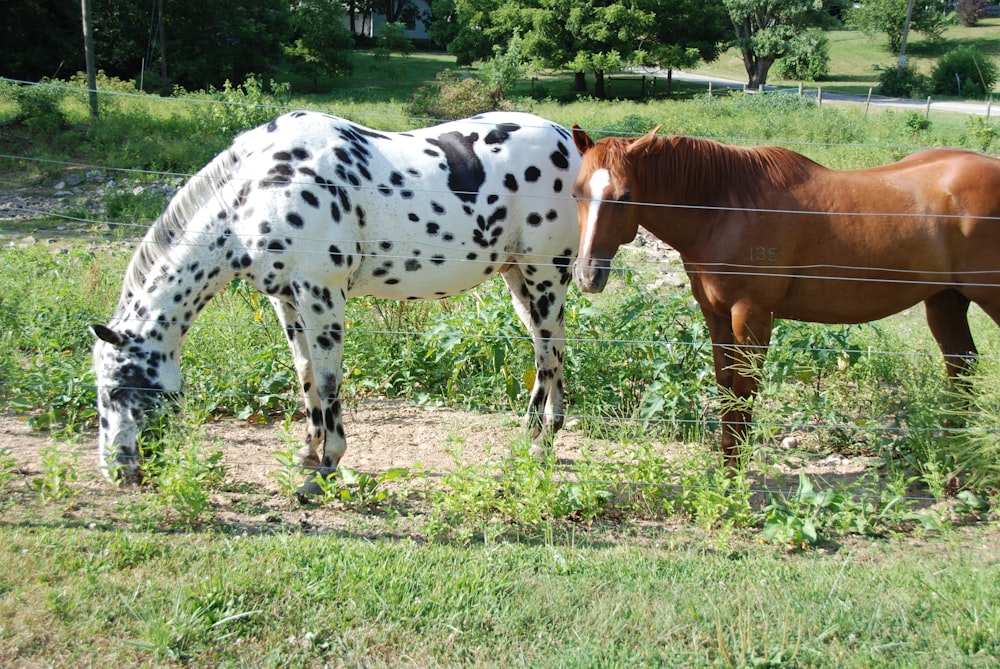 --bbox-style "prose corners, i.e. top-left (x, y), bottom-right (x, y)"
top-left (3, 78), bottom-right (1000, 504)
